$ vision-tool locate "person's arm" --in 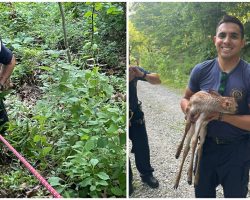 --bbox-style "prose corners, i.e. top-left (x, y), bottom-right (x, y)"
top-left (129, 66), bottom-right (161, 84)
top-left (180, 88), bottom-right (194, 114)
top-left (204, 105), bottom-right (250, 131)
top-left (0, 55), bottom-right (16, 87)
top-left (144, 73), bottom-right (161, 85)
top-left (220, 112), bottom-right (250, 131)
